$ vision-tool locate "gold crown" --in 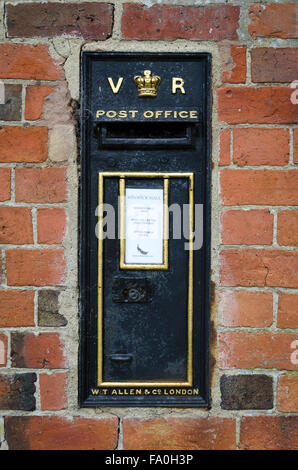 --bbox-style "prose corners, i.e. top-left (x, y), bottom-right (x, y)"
top-left (133, 70), bottom-right (161, 97)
